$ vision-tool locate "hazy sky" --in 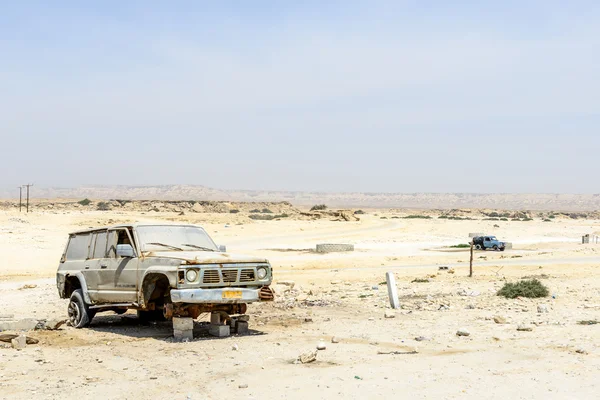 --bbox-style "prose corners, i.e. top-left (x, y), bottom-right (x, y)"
top-left (2, 1), bottom-right (599, 193)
